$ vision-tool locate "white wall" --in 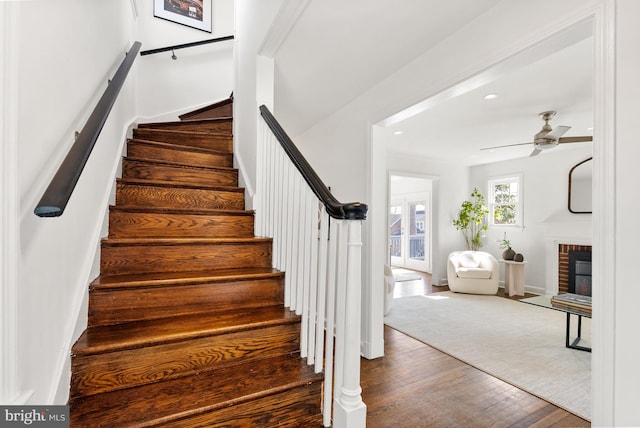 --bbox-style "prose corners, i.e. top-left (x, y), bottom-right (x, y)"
top-left (470, 147), bottom-right (592, 295)
top-left (233, 0), bottom-right (284, 207)
top-left (14, 1), bottom-right (137, 404)
top-left (134, 0), bottom-right (235, 120)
